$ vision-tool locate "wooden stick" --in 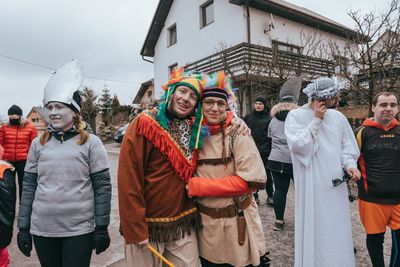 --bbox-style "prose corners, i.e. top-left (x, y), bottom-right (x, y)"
top-left (147, 244), bottom-right (175, 267)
